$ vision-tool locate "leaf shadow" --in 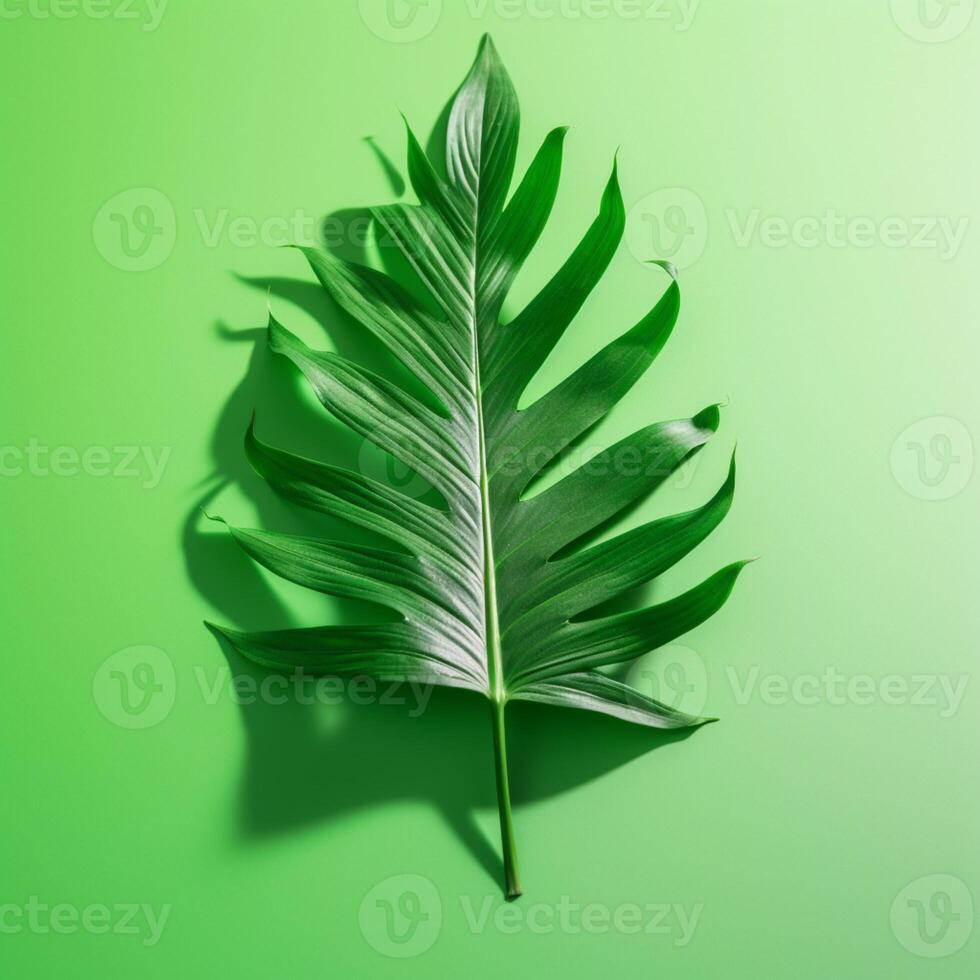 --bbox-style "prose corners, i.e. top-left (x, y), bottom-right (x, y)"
top-left (183, 133), bottom-right (706, 893)
top-left (207, 632), bottom-right (698, 888)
